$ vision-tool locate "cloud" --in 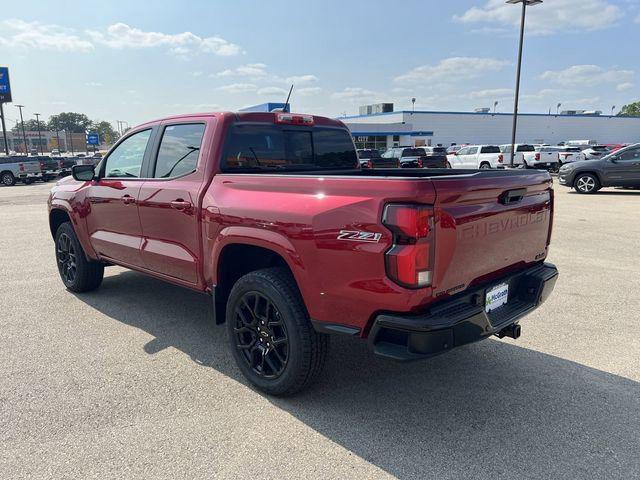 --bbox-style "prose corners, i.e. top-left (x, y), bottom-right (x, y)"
top-left (0, 19), bottom-right (93, 52)
top-left (285, 74), bottom-right (318, 85)
top-left (218, 83), bottom-right (257, 93)
top-left (394, 57), bottom-right (509, 84)
top-left (539, 65), bottom-right (634, 87)
top-left (217, 63), bottom-right (268, 77)
top-left (331, 87), bottom-right (379, 102)
top-left (85, 81), bottom-right (103, 87)
top-left (466, 88), bottom-right (513, 100)
top-left (86, 23), bottom-right (242, 56)
top-left (297, 87), bottom-right (322, 96)
top-left (454, 0), bottom-right (622, 35)
top-left (190, 71), bottom-right (203, 77)
top-left (616, 82), bottom-right (634, 92)
top-left (257, 86), bottom-right (288, 96)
